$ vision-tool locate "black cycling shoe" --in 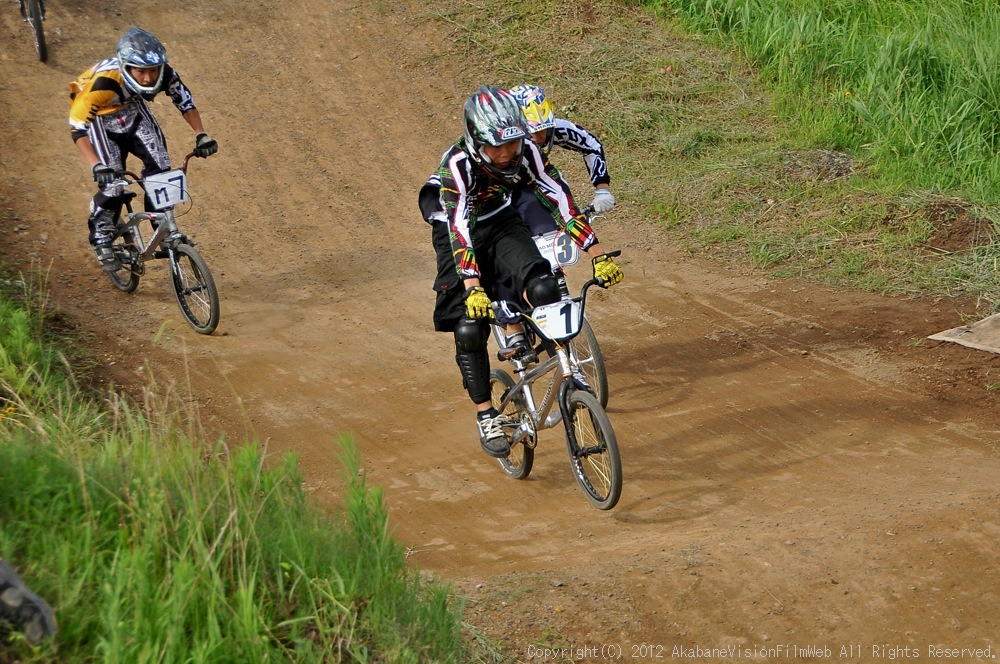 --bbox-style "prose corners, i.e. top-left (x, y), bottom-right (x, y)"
top-left (93, 245), bottom-right (121, 271)
top-left (476, 408), bottom-right (512, 458)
